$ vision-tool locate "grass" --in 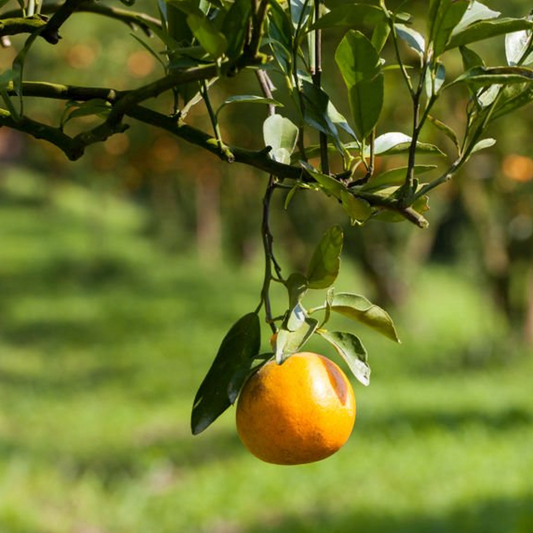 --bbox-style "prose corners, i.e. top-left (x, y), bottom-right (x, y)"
top-left (0, 169), bottom-right (532, 533)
